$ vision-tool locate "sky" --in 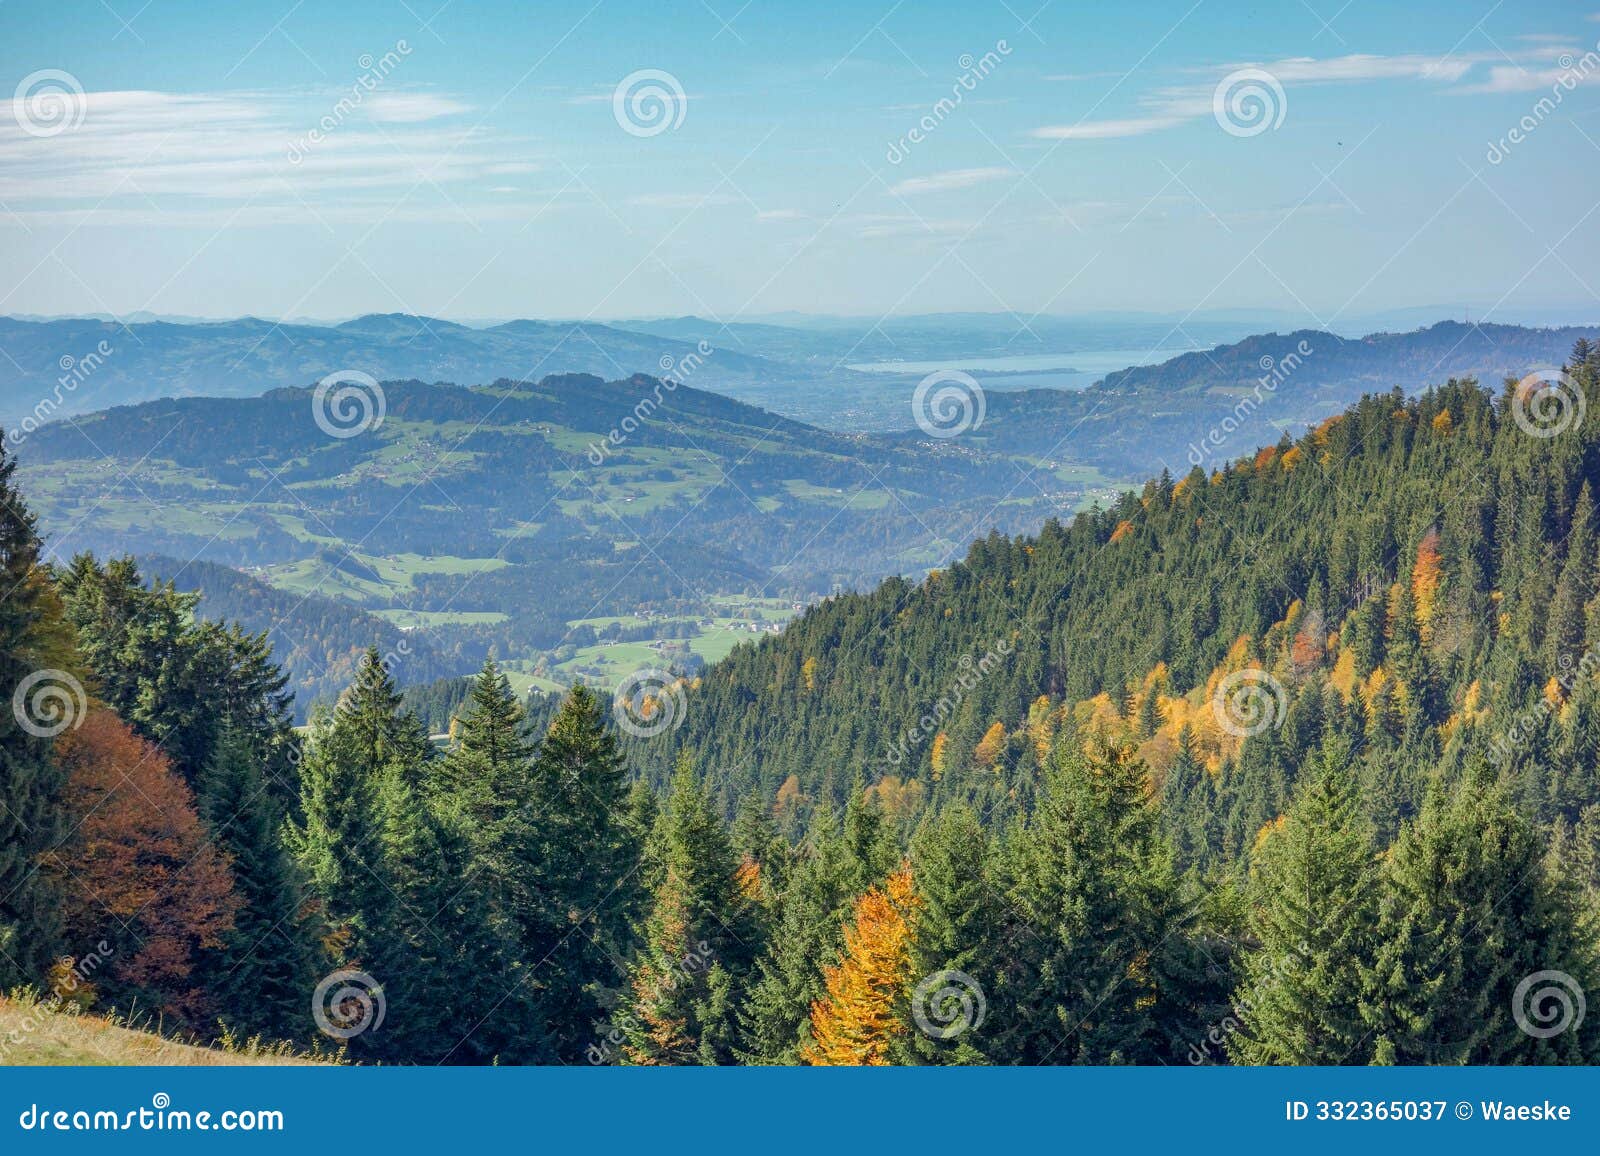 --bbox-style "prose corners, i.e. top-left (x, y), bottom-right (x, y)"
top-left (2, 0), bottom-right (1600, 327)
